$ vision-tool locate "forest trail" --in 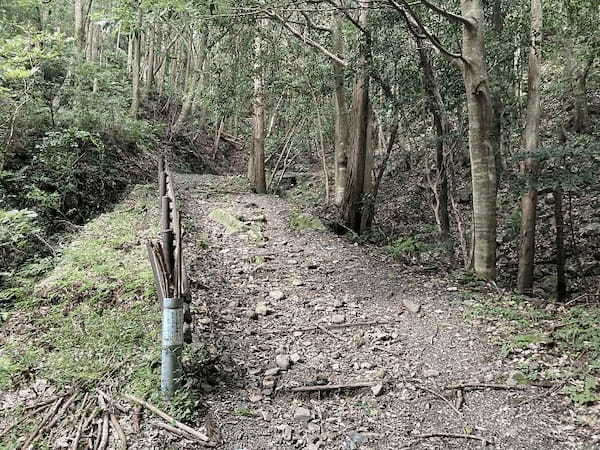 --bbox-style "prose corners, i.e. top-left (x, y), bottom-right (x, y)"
top-left (175, 174), bottom-right (585, 450)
